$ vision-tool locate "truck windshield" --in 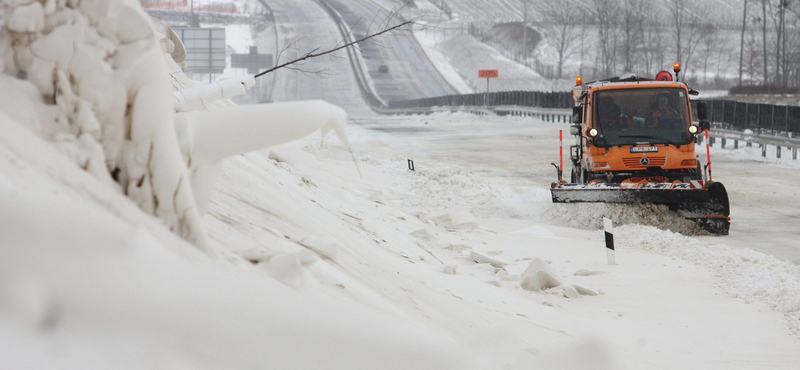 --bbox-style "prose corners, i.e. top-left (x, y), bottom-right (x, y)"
top-left (592, 87), bottom-right (692, 146)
